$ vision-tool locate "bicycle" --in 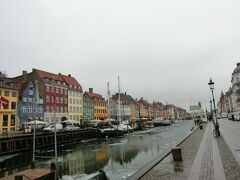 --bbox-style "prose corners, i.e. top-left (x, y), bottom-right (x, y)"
top-left (213, 123), bottom-right (220, 137)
